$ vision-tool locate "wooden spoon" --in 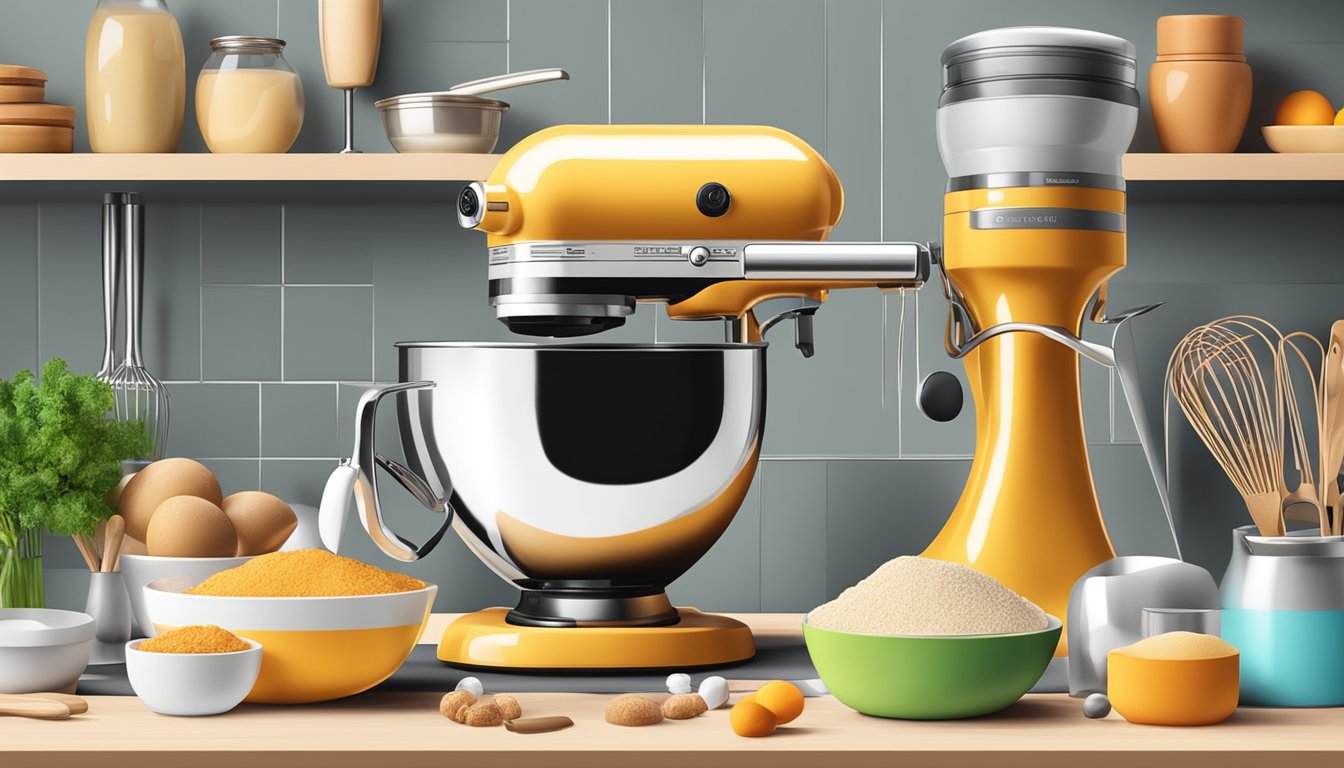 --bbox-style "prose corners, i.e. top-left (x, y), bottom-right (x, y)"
top-left (1245, 491), bottom-right (1286, 538)
top-left (0, 697), bottom-right (71, 720)
top-left (21, 693), bottom-right (88, 715)
top-left (101, 515), bottom-right (125, 573)
top-left (1323, 321), bottom-right (1344, 535)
